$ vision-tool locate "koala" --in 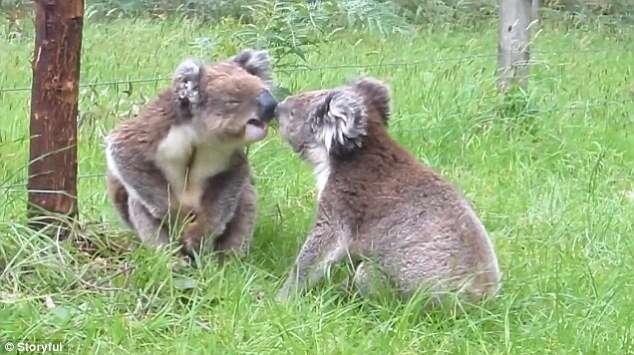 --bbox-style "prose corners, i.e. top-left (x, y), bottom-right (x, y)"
top-left (275, 77), bottom-right (501, 303)
top-left (105, 49), bottom-right (277, 258)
